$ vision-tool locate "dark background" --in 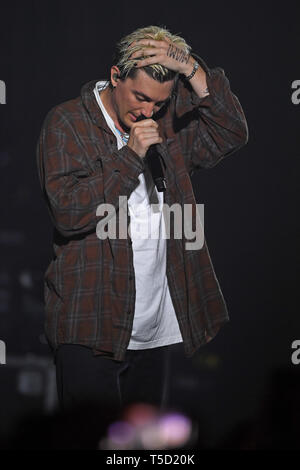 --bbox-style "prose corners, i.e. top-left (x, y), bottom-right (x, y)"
top-left (0, 0), bottom-right (299, 449)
